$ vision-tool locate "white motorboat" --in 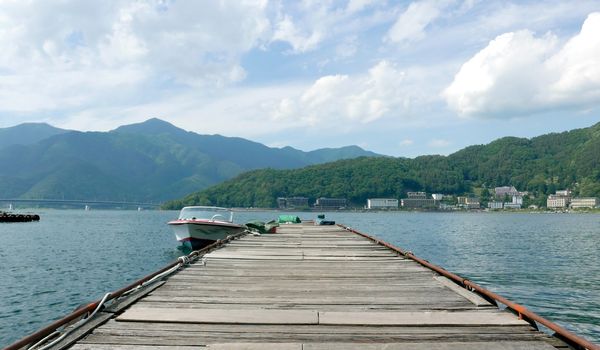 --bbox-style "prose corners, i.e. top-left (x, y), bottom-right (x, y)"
top-left (168, 206), bottom-right (245, 250)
